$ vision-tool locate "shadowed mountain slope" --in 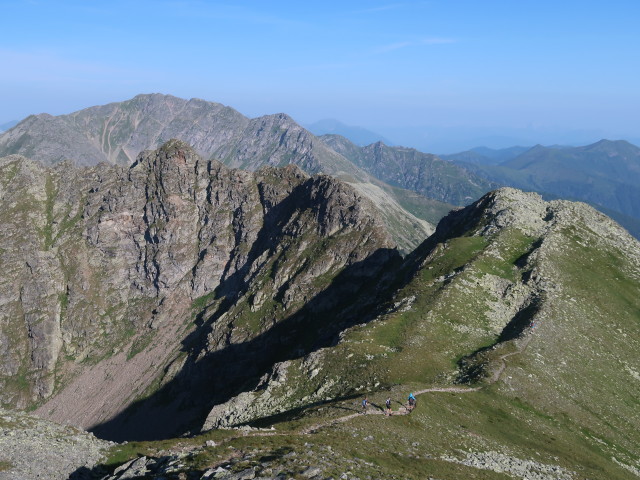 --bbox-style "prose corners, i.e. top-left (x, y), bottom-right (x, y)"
top-left (193, 188), bottom-right (640, 479)
top-left (1, 139), bottom-right (639, 477)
